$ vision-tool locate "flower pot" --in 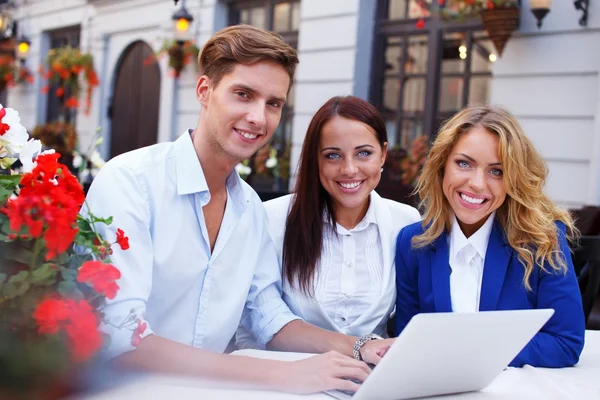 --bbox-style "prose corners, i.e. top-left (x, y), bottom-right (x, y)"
top-left (480, 7), bottom-right (520, 56)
